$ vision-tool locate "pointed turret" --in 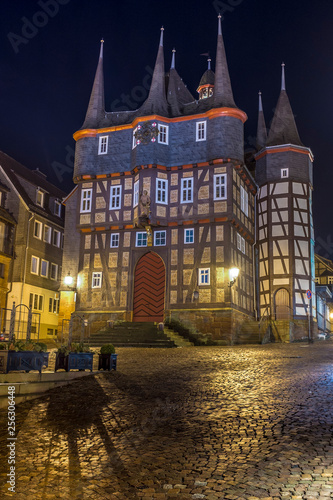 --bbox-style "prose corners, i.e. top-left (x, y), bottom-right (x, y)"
top-left (213, 14), bottom-right (236, 108)
top-left (138, 28), bottom-right (169, 117)
top-left (266, 63), bottom-right (303, 146)
top-left (167, 48), bottom-right (194, 116)
top-left (197, 58), bottom-right (215, 100)
top-left (256, 92), bottom-right (267, 150)
top-left (82, 40), bottom-right (105, 129)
